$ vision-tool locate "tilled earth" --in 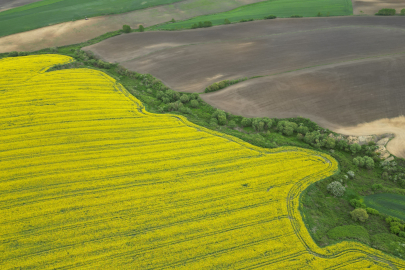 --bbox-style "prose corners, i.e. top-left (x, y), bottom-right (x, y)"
top-left (85, 17), bottom-right (405, 157)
